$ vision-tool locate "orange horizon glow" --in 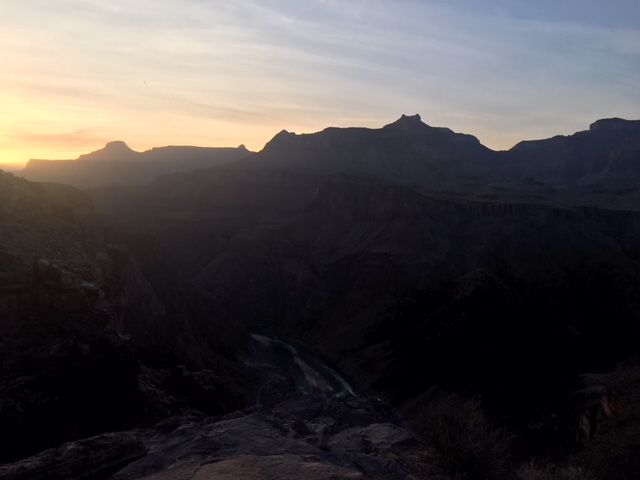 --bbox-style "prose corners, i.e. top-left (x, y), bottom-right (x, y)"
top-left (0, 113), bottom-right (630, 170)
top-left (1, 1), bottom-right (638, 169)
